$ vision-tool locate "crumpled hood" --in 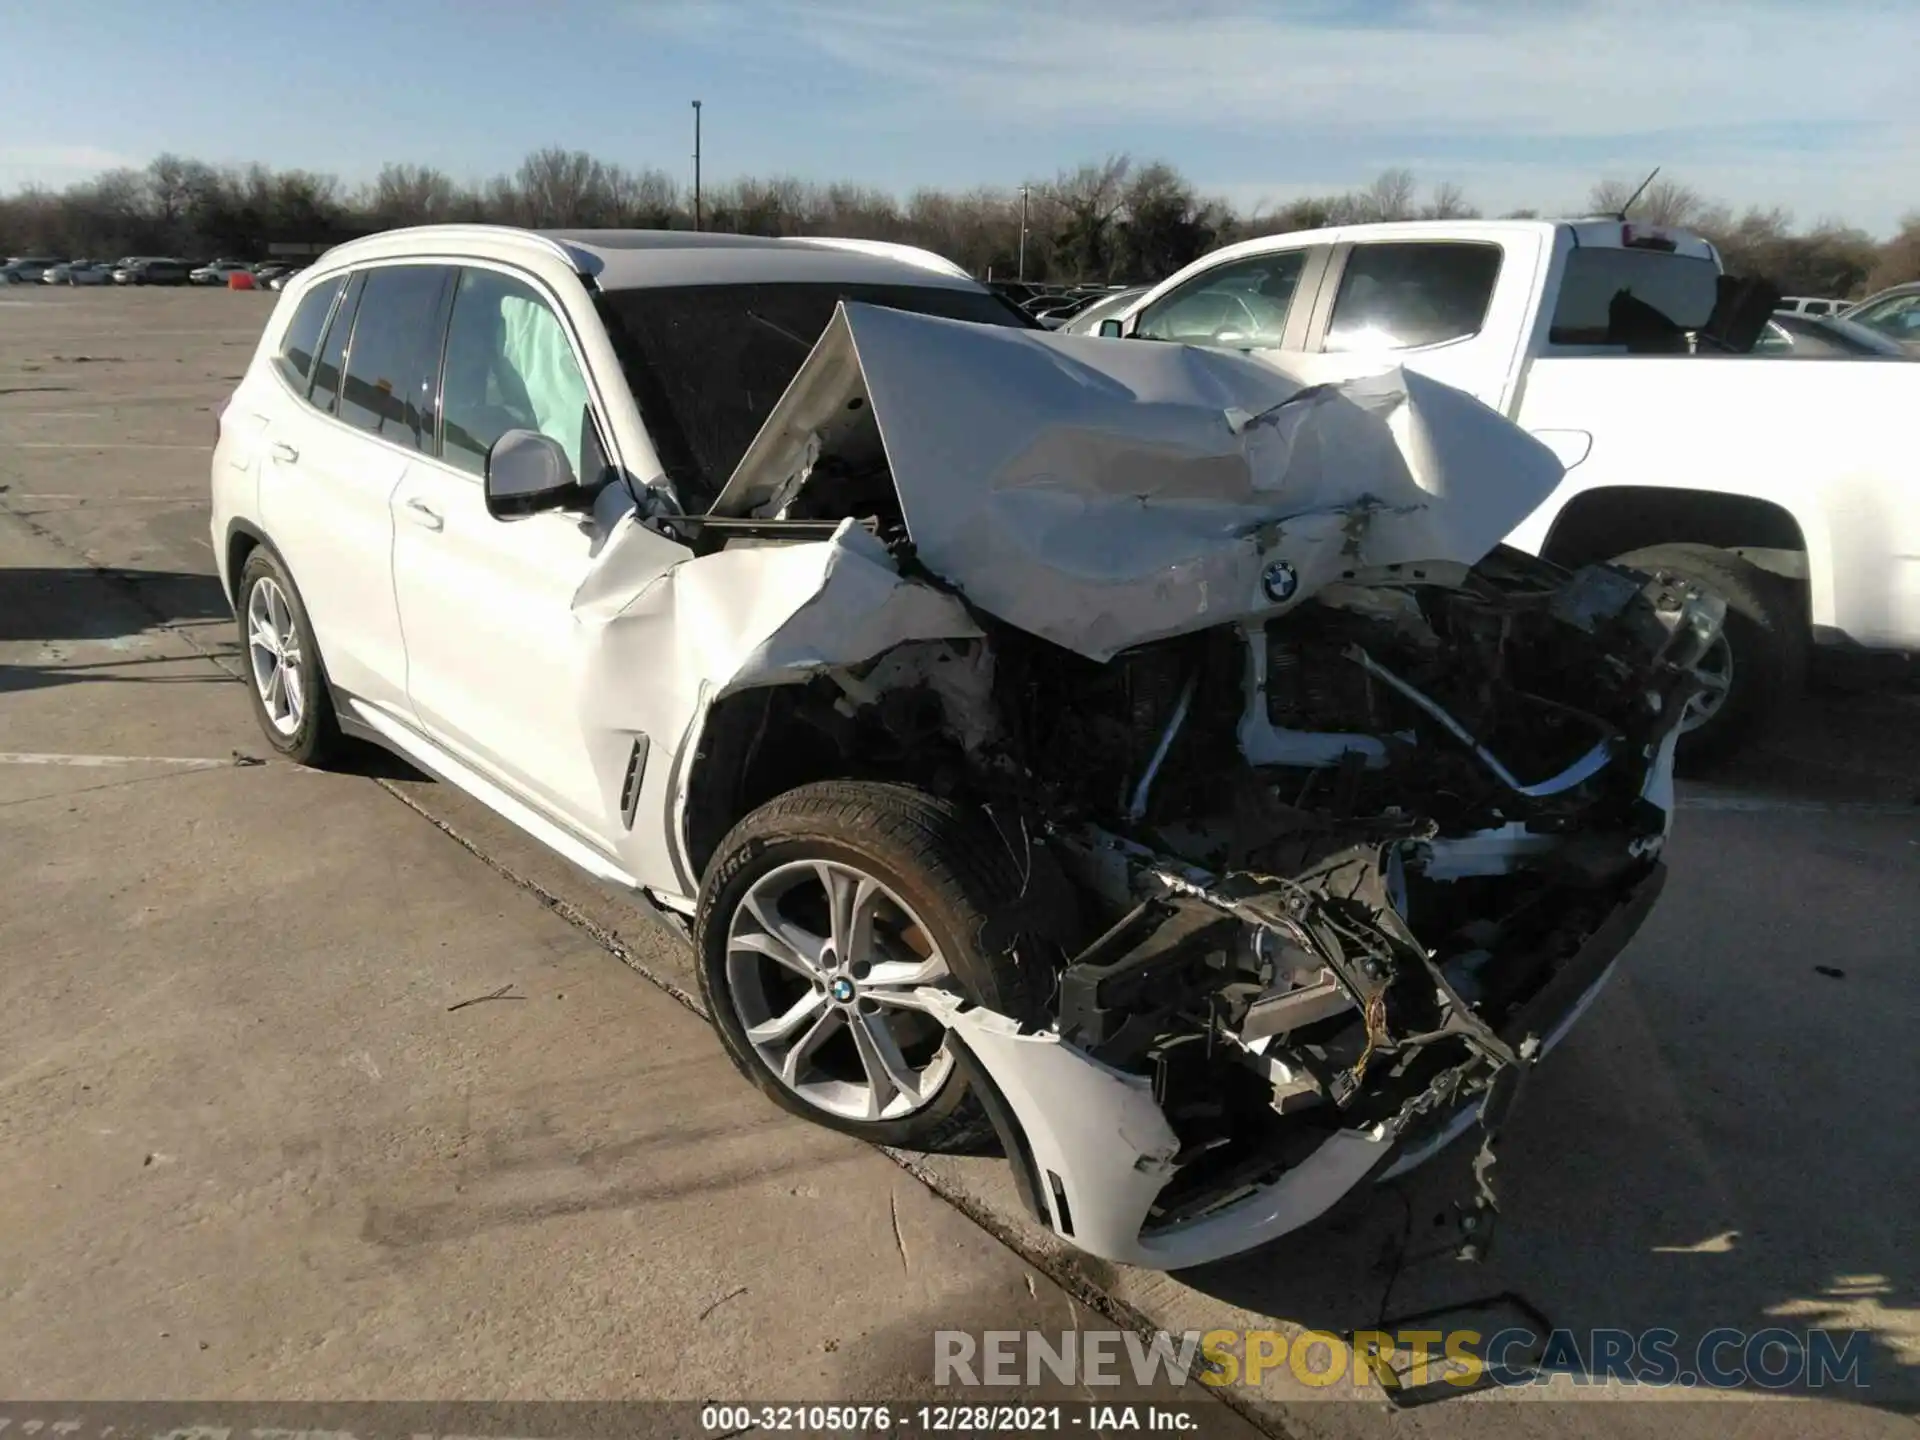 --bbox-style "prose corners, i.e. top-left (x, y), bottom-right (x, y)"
top-left (708, 302), bottom-right (1565, 662)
